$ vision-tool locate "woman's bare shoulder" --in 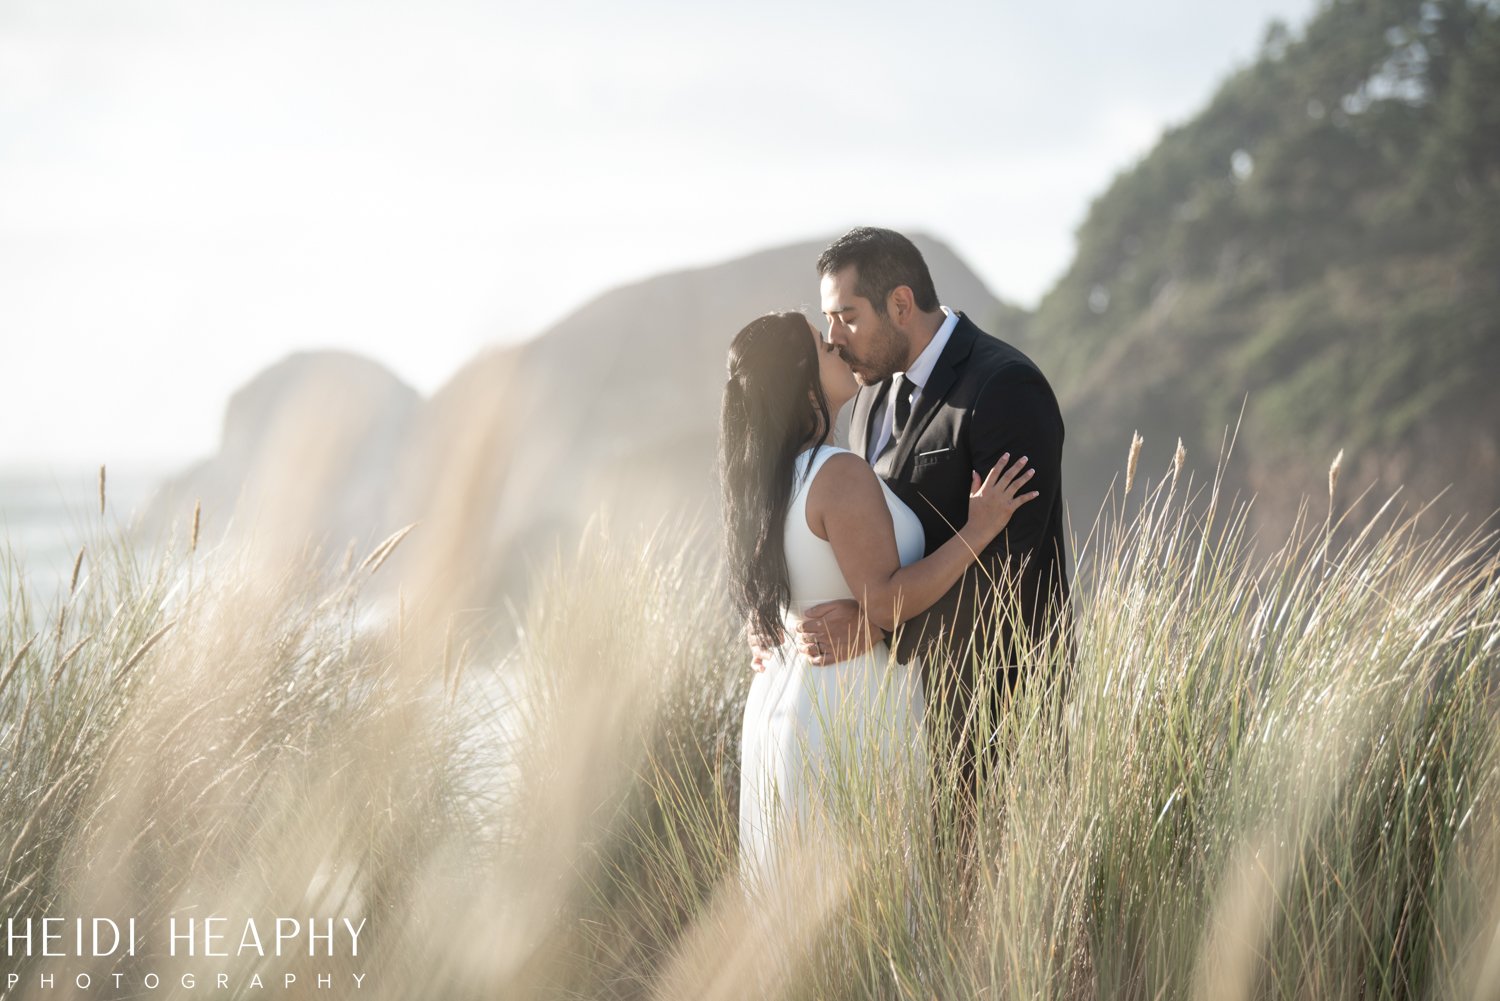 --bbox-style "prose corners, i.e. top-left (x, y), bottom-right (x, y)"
top-left (812, 449), bottom-right (879, 490)
top-left (807, 450), bottom-right (885, 527)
